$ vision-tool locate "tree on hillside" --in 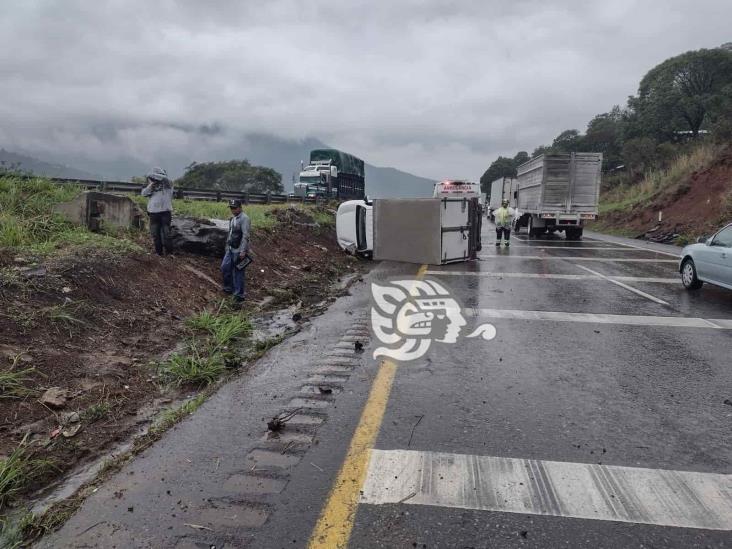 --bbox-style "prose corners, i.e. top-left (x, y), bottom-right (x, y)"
top-left (513, 151), bottom-right (530, 167)
top-left (177, 160), bottom-right (283, 194)
top-left (631, 48), bottom-right (732, 140)
top-left (551, 129), bottom-right (584, 153)
top-left (532, 145), bottom-right (550, 157)
top-left (584, 107), bottom-right (624, 170)
top-left (479, 156), bottom-right (517, 193)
